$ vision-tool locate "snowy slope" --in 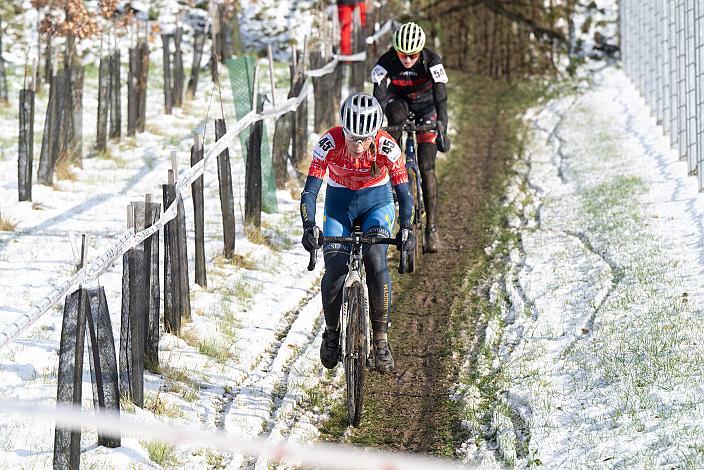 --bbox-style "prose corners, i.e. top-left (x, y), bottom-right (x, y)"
top-left (462, 66), bottom-right (704, 467)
